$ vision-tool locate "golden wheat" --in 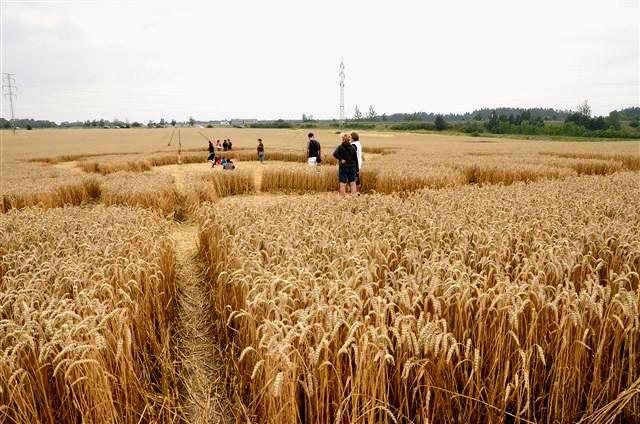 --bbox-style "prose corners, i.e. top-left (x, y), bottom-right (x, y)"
top-left (199, 172), bottom-right (640, 423)
top-left (1, 128), bottom-right (639, 423)
top-left (1, 175), bottom-right (101, 213)
top-left (0, 205), bottom-right (178, 423)
top-left (182, 169), bottom-right (256, 212)
top-left (100, 171), bottom-right (179, 217)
